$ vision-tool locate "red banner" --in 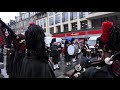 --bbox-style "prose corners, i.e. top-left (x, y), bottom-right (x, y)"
top-left (66, 31), bottom-right (86, 36)
top-left (52, 34), bottom-right (65, 37)
top-left (52, 29), bottom-right (101, 38)
top-left (87, 29), bottom-right (102, 34)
